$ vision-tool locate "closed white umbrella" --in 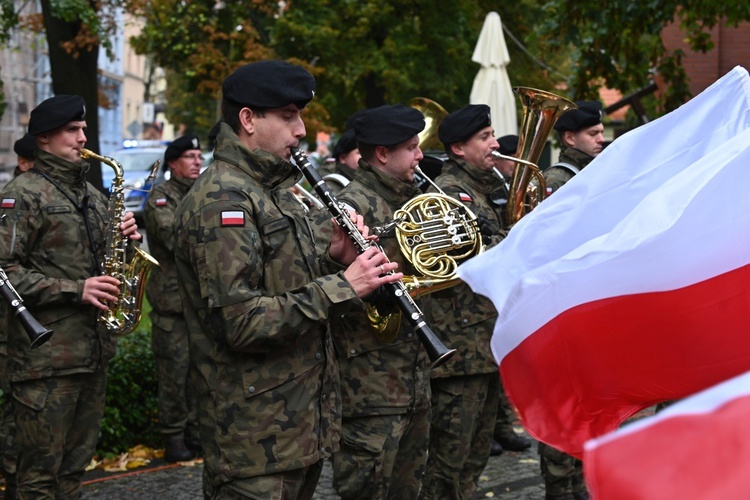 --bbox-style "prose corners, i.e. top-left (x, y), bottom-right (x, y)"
top-left (470, 11), bottom-right (518, 136)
